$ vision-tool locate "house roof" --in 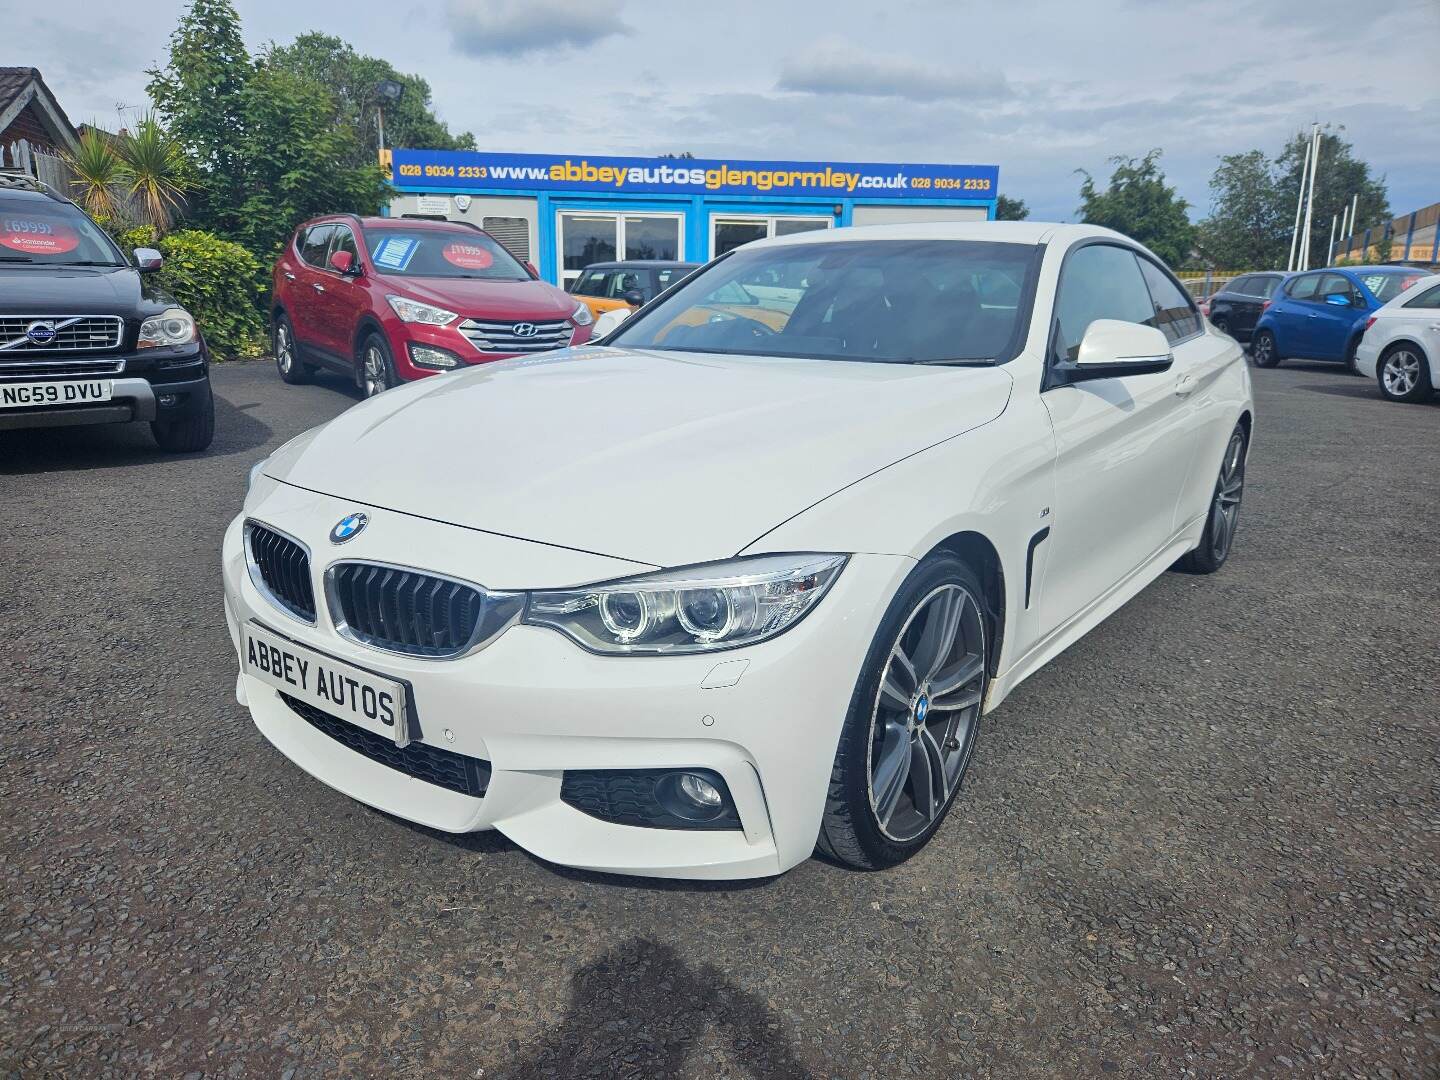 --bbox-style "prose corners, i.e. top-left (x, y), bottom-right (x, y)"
top-left (0, 67), bottom-right (79, 152)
